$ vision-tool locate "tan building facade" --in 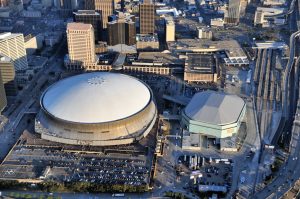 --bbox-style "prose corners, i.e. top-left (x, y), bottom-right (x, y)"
top-left (0, 55), bottom-right (17, 96)
top-left (0, 33), bottom-right (28, 71)
top-left (66, 23), bottom-right (96, 69)
top-left (123, 65), bottom-right (171, 75)
top-left (184, 72), bottom-right (217, 83)
top-left (165, 19), bottom-right (175, 42)
top-left (85, 0), bottom-right (114, 29)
